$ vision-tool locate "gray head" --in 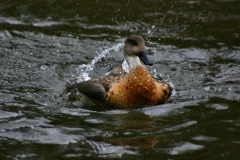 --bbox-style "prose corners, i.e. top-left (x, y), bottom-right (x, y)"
top-left (124, 35), bottom-right (153, 67)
